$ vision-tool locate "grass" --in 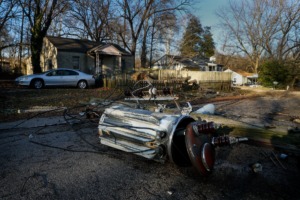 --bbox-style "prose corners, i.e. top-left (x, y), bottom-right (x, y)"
top-left (227, 126), bottom-right (300, 148)
top-left (1, 86), bottom-right (299, 150)
top-left (0, 87), bottom-right (123, 122)
top-left (192, 111), bottom-right (300, 150)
